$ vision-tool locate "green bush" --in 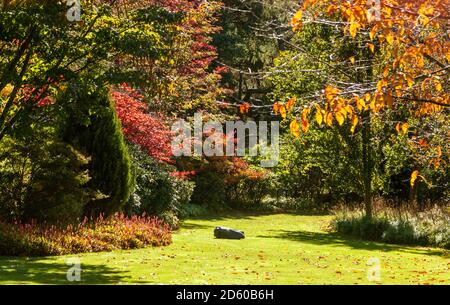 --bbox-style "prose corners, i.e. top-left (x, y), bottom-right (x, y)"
top-left (157, 211), bottom-right (180, 230)
top-left (228, 171), bottom-right (274, 209)
top-left (126, 144), bottom-right (195, 228)
top-left (181, 156), bottom-right (273, 210)
top-left (64, 88), bottom-right (133, 217)
top-left (22, 142), bottom-right (91, 224)
top-left (179, 204), bottom-right (209, 218)
top-left (0, 134), bottom-right (91, 224)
